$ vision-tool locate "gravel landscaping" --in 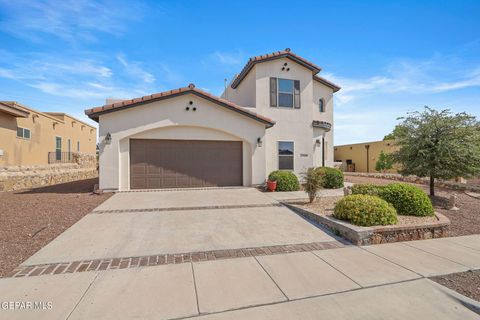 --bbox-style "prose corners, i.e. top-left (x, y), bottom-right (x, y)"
top-left (0, 178), bottom-right (112, 277)
top-left (430, 270), bottom-right (480, 302)
top-left (345, 176), bottom-right (480, 236)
